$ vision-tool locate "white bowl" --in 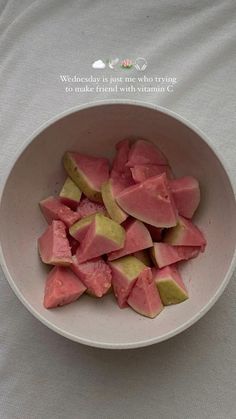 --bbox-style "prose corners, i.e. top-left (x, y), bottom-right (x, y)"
top-left (0, 100), bottom-right (236, 349)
